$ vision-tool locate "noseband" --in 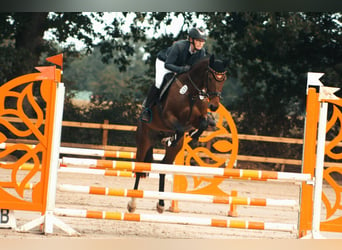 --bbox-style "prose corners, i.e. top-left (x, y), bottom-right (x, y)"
top-left (207, 65), bottom-right (226, 98)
